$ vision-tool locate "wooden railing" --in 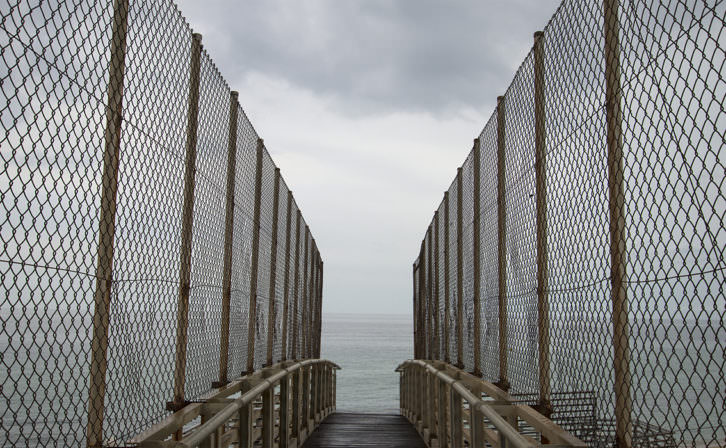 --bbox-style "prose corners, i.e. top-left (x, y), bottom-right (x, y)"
top-left (397, 360), bottom-right (586, 448)
top-left (133, 359), bottom-right (339, 447)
